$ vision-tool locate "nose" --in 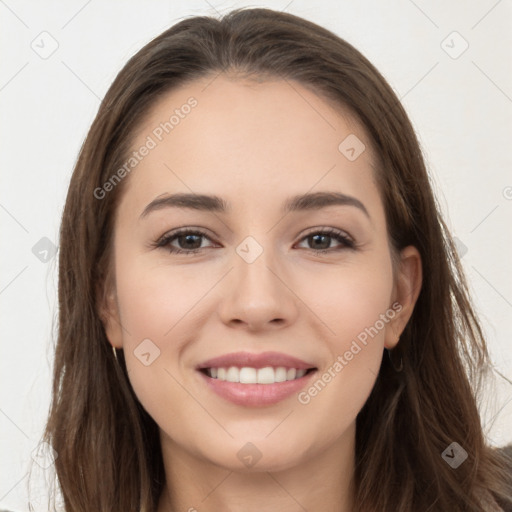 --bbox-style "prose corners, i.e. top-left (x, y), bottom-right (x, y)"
top-left (217, 245), bottom-right (299, 332)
